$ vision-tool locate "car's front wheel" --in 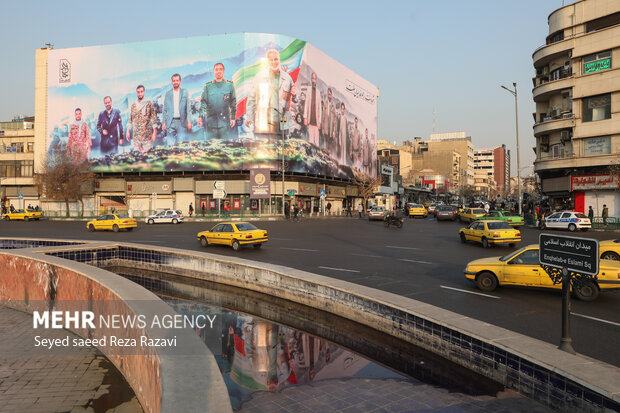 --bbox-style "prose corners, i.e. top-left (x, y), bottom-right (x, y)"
top-left (148, 219), bottom-right (154, 225)
top-left (231, 240), bottom-right (240, 251)
top-left (200, 236), bottom-right (208, 247)
top-left (4, 216), bottom-right (9, 221)
top-left (574, 281), bottom-right (599, 301)
top-left (601, 251), bottom-right (620, 260)
top-left (477, 271), bottom-right (498, 292)
top-left (112, 224), bottom-right (119, 233)
top-left (88, 224), bottom-right (95, 232)
top-left (460, 233), bottom-right (466, 243)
